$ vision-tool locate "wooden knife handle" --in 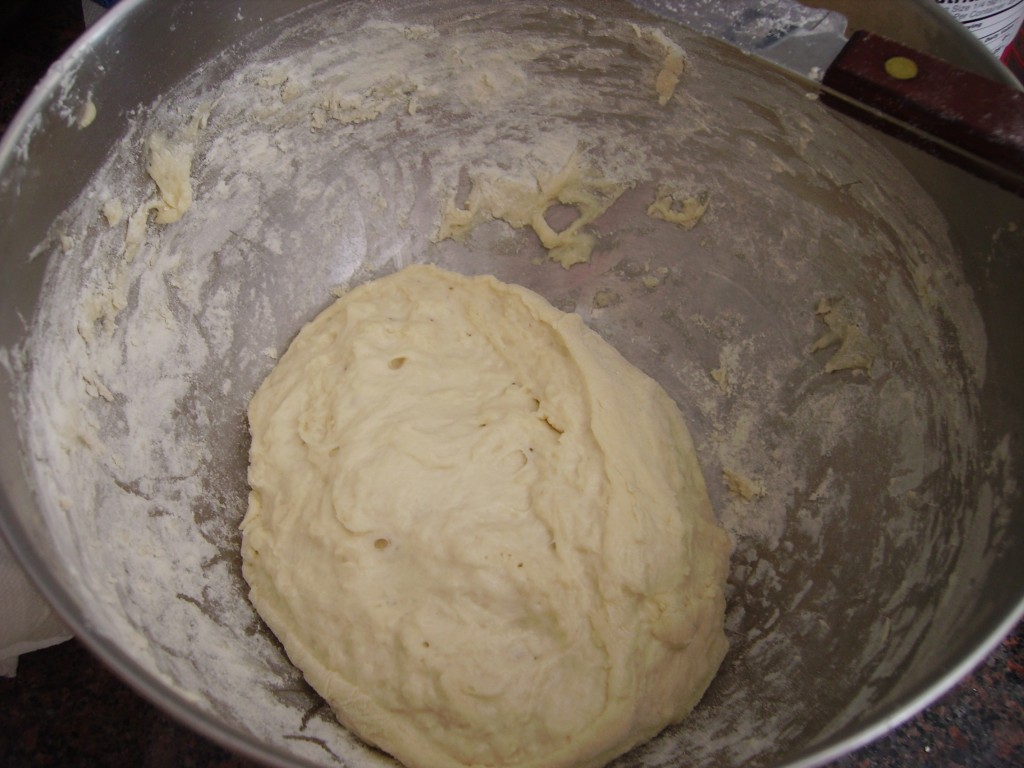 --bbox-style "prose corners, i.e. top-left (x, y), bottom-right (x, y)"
top-left (822, 31), bottom-right (1024, 195)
